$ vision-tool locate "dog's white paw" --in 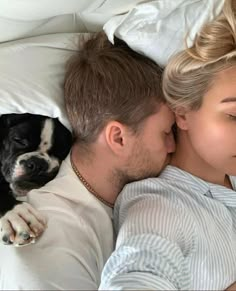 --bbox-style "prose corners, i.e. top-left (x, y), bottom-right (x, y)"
top-left (0, 202), bottom-right (47, 247)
